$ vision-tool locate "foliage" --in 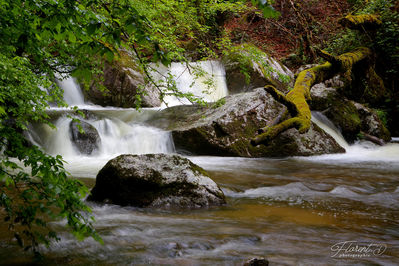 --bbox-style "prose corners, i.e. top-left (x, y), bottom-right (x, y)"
top-left (252, 0), bottom-right (280, 18)
top-left (129, 0), bottom-right (250, 106)
top-left (0, 0), bottom-right (155, 255)
top-left (325, 0), bottom-right (398, 134)
top-left (374, 108), bottom-right (389, 127)
top-left (325, 29), bottom-right (369, 55)
top-left (0, 0), bottom-right (285, 256)
top-left (326, 0), bottom-right (399, 83)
